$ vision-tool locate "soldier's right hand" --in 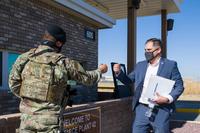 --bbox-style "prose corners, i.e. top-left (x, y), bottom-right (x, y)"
top-left (99, 64), bottom-right (108, 74)
top-left (113, 63), bottom-right (121, 75)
